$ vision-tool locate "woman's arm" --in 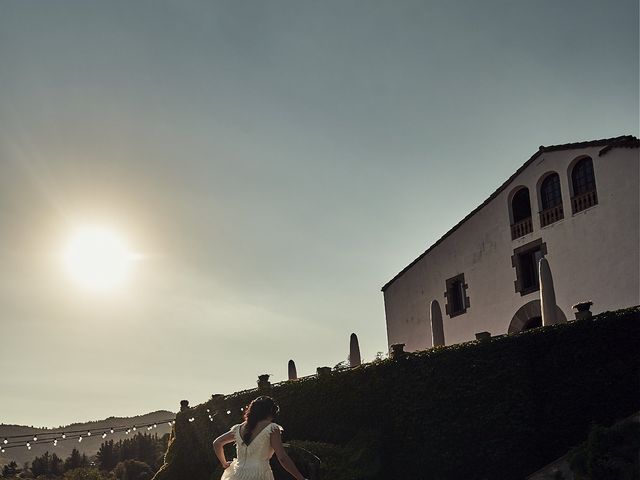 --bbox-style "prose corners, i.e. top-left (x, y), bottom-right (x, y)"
top-left (270, 429), bottom-right (306, 480)
top-left (212, 430), bottom-right (236, 469)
